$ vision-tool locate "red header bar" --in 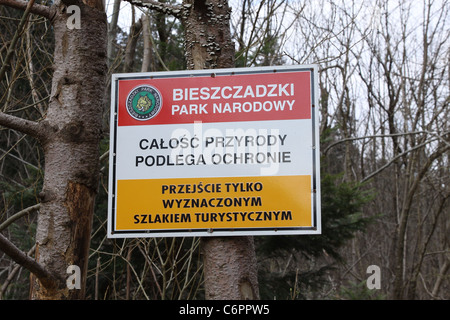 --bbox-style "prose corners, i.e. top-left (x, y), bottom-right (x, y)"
top-left (117, 70), bottom-right (312, 126)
